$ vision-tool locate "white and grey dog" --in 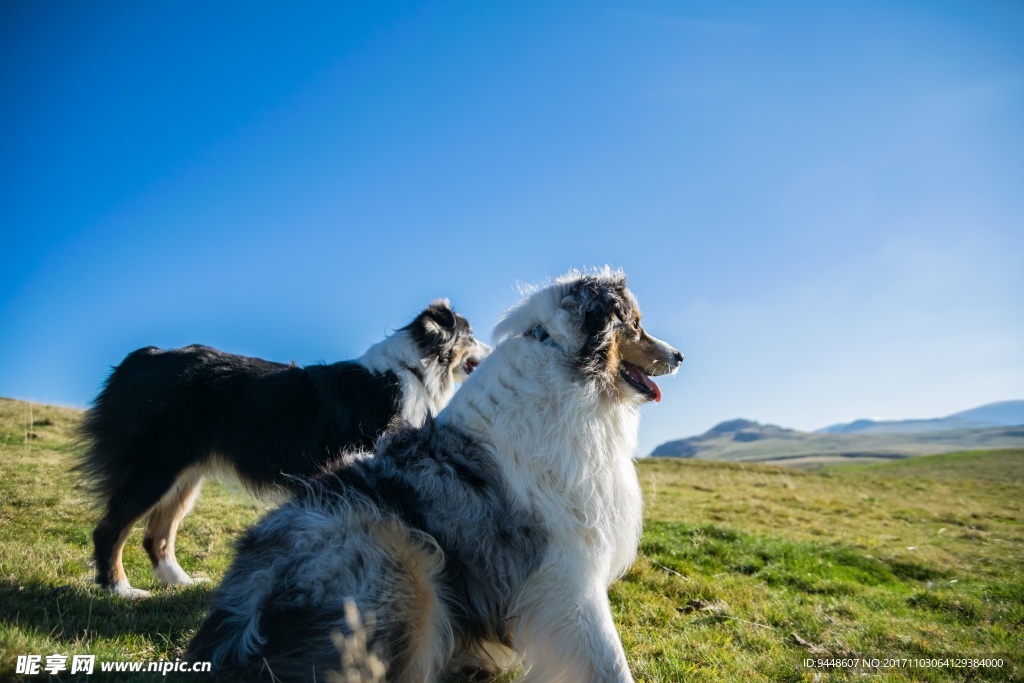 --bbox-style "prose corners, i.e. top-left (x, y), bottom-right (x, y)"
top-left (188, 268), bottom-right (683, 682)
